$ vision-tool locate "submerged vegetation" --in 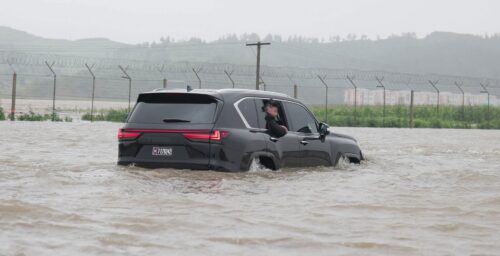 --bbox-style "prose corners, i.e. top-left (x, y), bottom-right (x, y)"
top-left (81, 109), bottom-right (129, 123)
top-left (312, 105), bottom-right (500, 129)
top-left (16, 111), bottom-right (72, 122)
